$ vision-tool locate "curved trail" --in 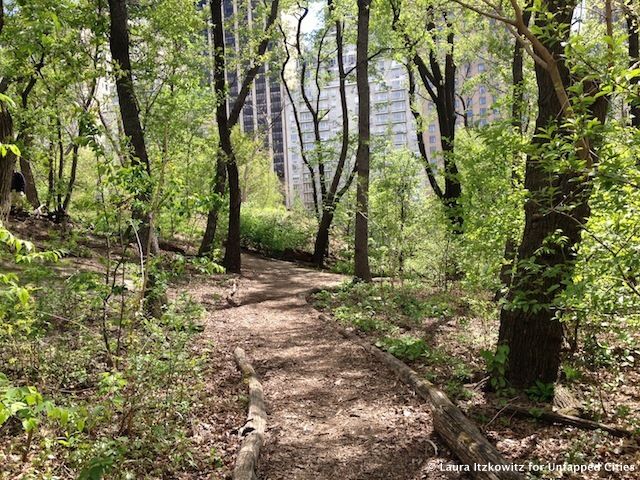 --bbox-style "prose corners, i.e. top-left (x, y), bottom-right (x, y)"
top-left (197, 254), bottom-right (461, 479)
